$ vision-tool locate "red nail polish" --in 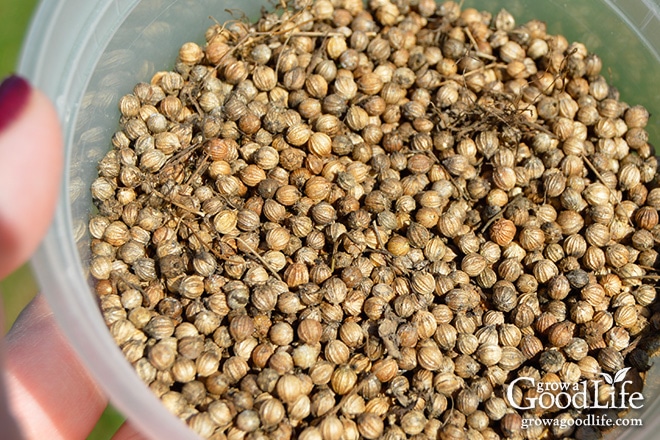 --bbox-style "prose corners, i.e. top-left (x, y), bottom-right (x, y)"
top-left (0, 75), bottom-right (31, 133)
